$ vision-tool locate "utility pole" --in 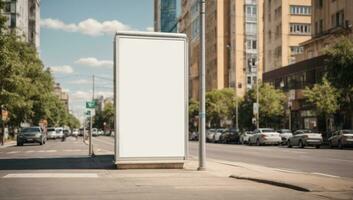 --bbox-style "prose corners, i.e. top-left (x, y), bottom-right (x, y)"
top-left (89, 75), bottom-right (95, 156)
top-left (198, 0), bottom-right (206, 171)
top-left (256, 0), bottom-right (260, 129)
